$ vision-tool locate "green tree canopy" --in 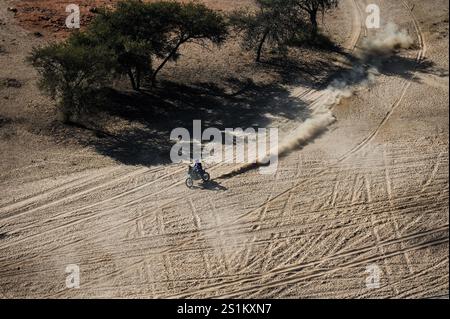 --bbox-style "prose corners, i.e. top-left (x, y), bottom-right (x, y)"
top-left (85, 0), bottom-right (175, 90)
top-left (149, 1), bottom-right (229, 86)
top-left (28, 32), bottom-right (114, 122)
top-left (87, 0), bottom-right (228, 89)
